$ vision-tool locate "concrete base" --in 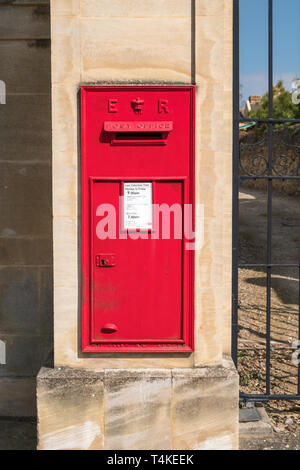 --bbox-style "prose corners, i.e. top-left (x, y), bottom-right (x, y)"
top-left (37, 359), bottom-right (239, 450)
top-left (239, 407), bottom-right (274, 440)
